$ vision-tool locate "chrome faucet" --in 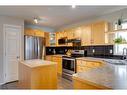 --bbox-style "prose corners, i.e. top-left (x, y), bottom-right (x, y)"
top-left (122, 48), bottom-right (127, 60)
